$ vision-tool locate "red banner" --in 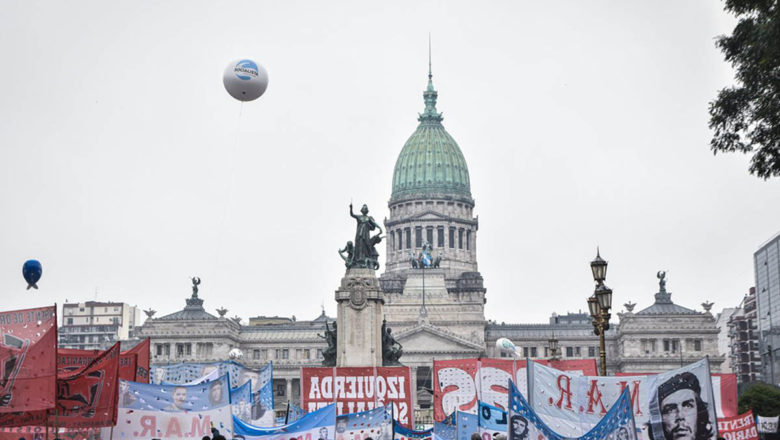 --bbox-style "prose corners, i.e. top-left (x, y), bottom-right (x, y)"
top-left (0, 426), bottom-right (103, 440)
top-left (301, 366), bottom-right (413, 427)
top-left (0, 342), bottom-right (120, 428)
top-left (615, 371), bottom-right (737, 417)
top-left (125, 338), bottom-right (150, 382)
top-left (432, 357), bottom-right (597, 422)
top-left (718, 411), bottom-right (759, 440)
top-left (0, 305), bottom-right (57, 412)
top-left (58, 349), bottom-right (137, 382)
